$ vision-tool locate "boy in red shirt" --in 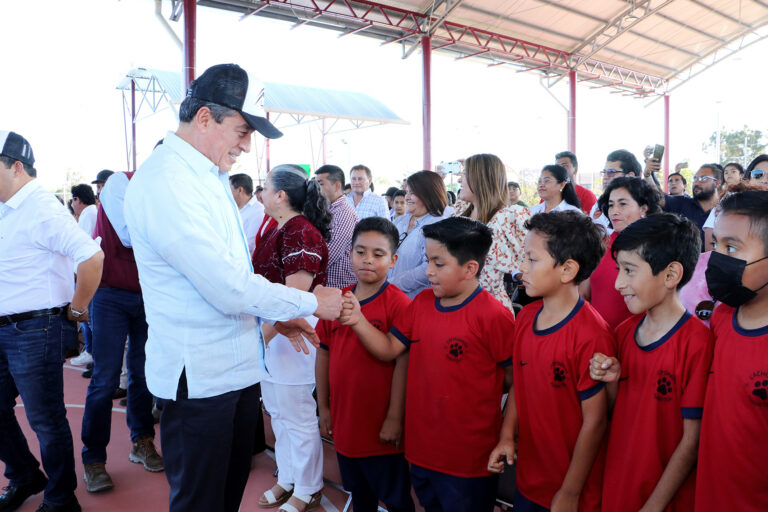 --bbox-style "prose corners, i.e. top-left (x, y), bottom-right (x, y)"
top-left (590, 213), bottom-right (713, 512)
top-left (695, 190), bottom-right (768, 511)
top-left (489, 210), bottom-right (612, 512)
top-left (315, 217), bottom-right (414, 512)
top-left (339, 217), bottom-right (516, 512)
